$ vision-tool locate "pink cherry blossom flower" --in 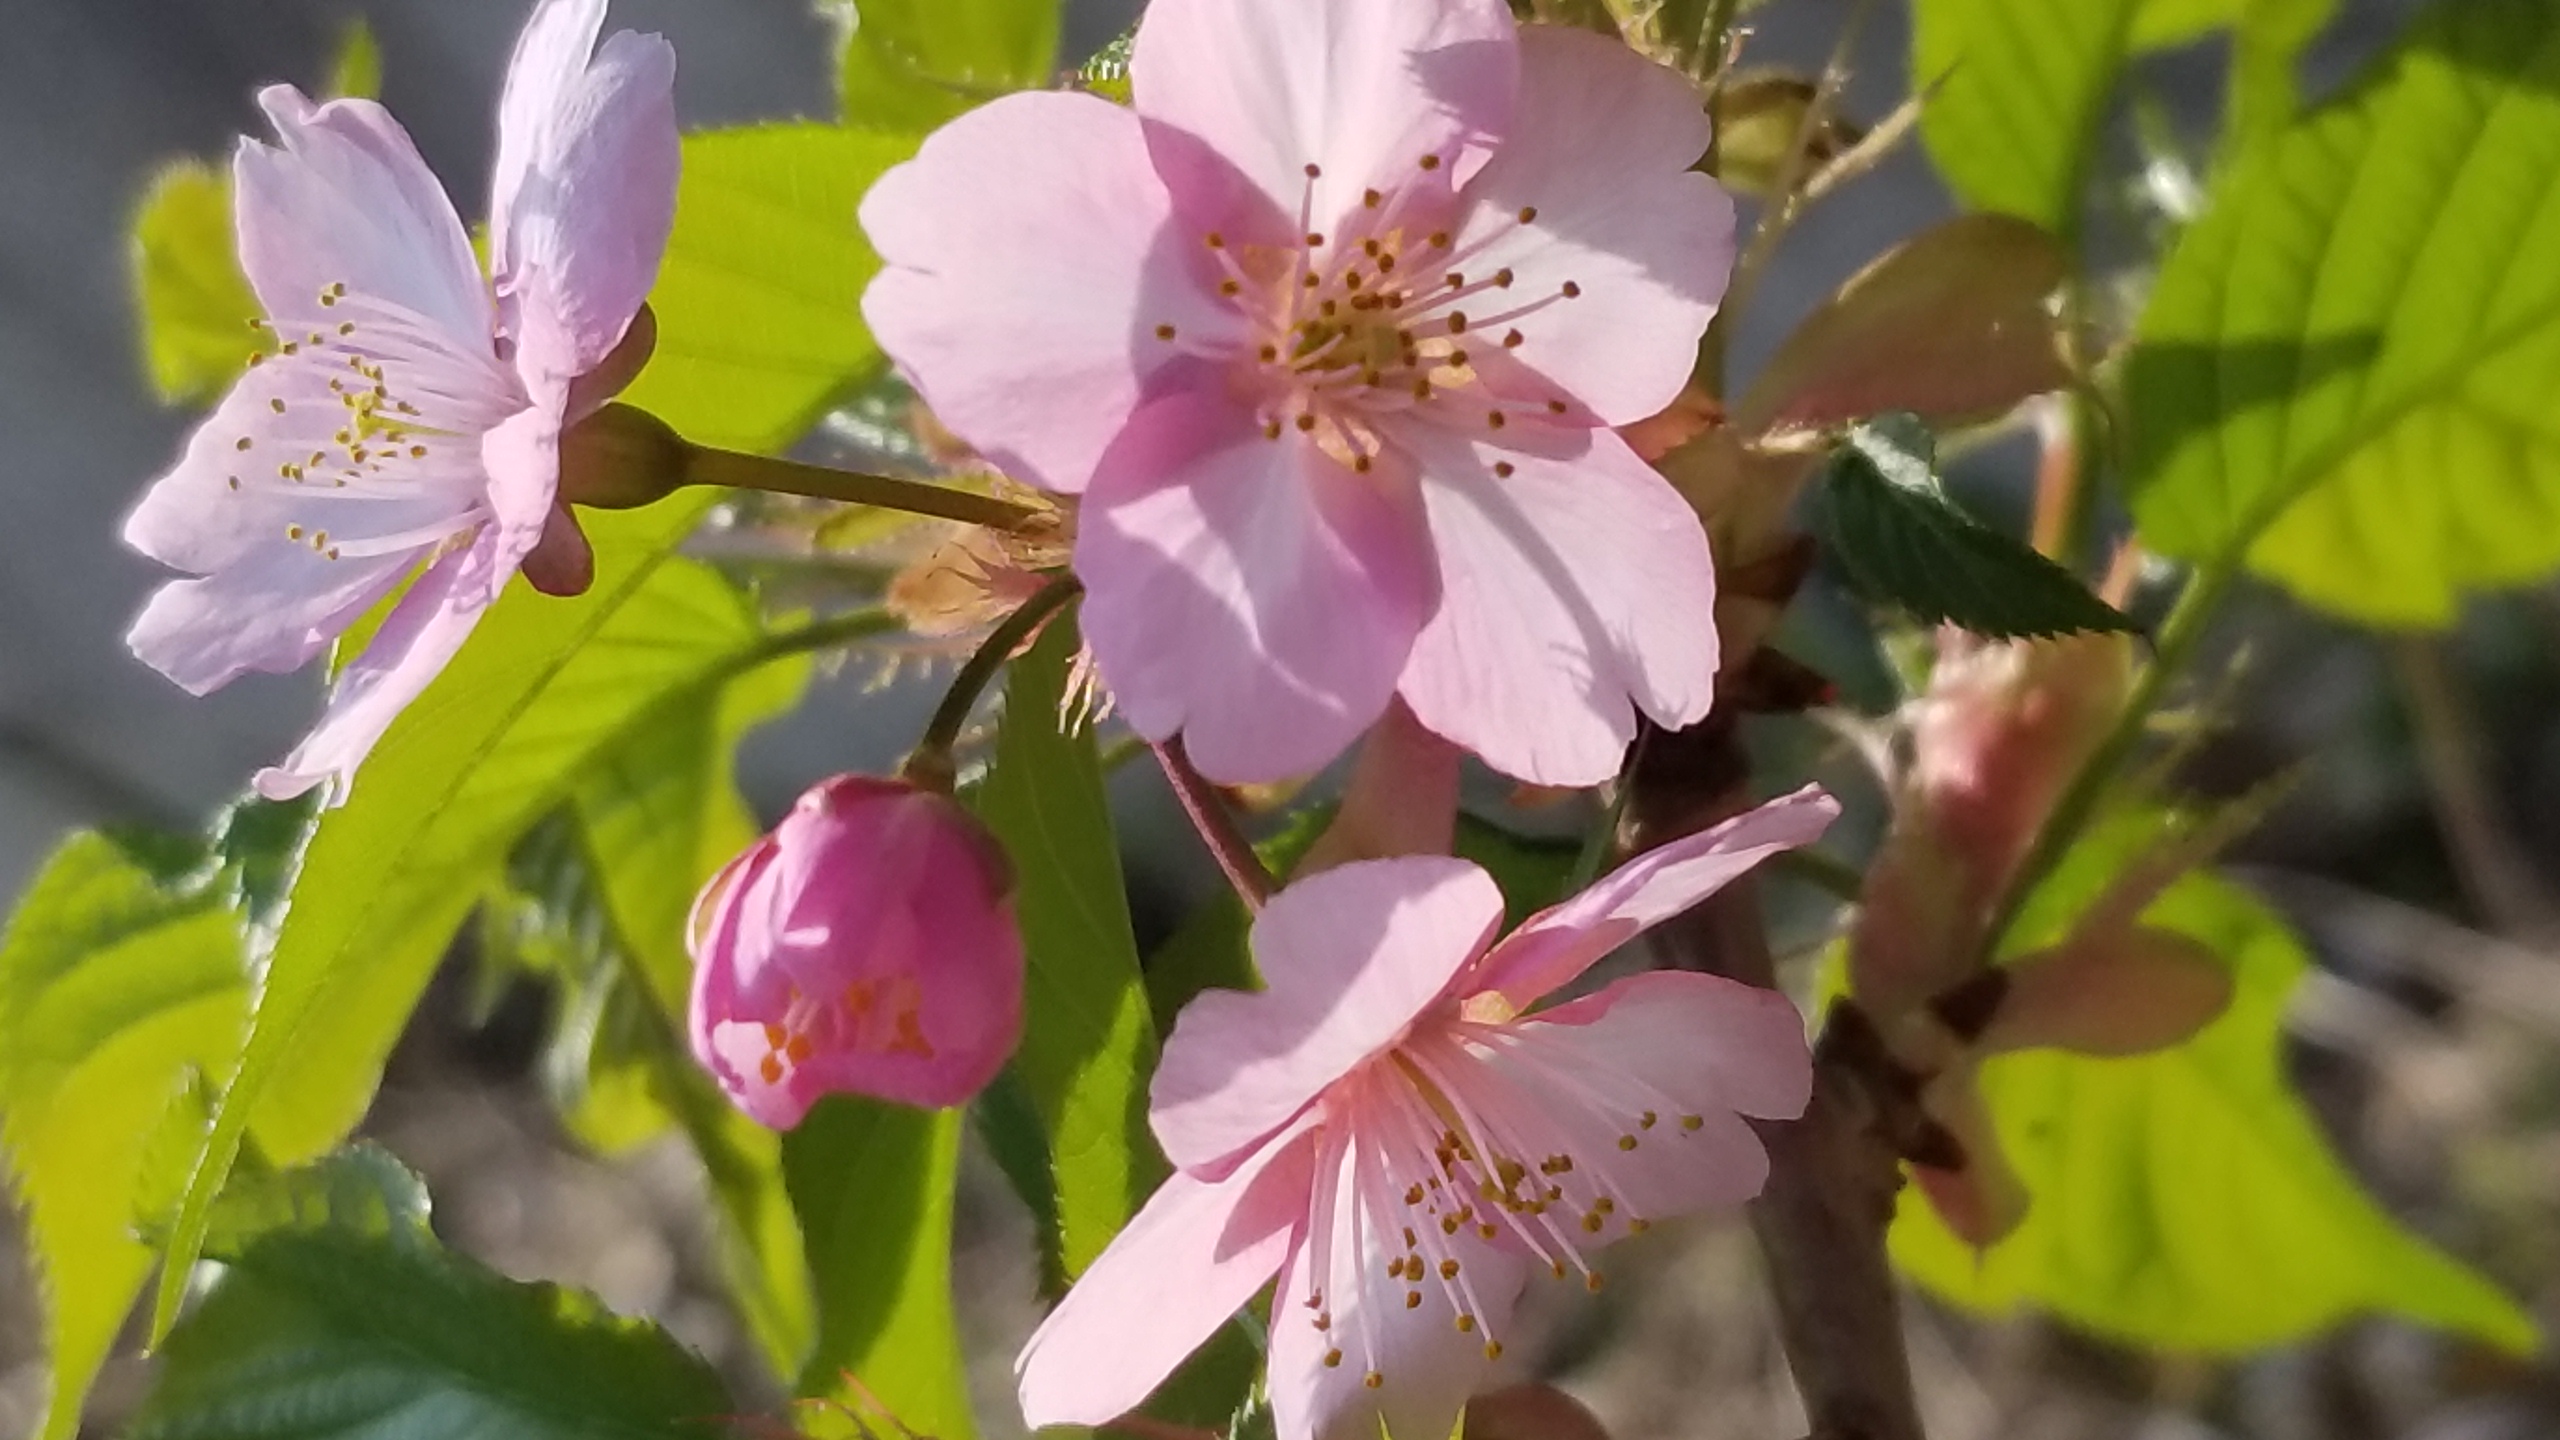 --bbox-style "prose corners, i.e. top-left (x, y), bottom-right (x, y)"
top-left (120, 0), bottom-right (677, 802)
top-left (861, 0), bottom-right (1734, 788)
top-left (1017, 786), bottom-right (1836, 1440)
top-left (689, 775), bottom-right (1026, 1127)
